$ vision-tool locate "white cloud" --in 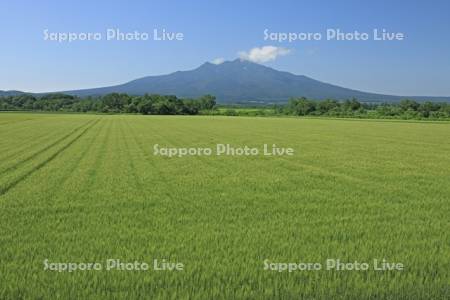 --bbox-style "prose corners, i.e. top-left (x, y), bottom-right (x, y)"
top-left (211, 57), bottom-right (225, 65)
top-left (238, 46), bottom-right (291, 63)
